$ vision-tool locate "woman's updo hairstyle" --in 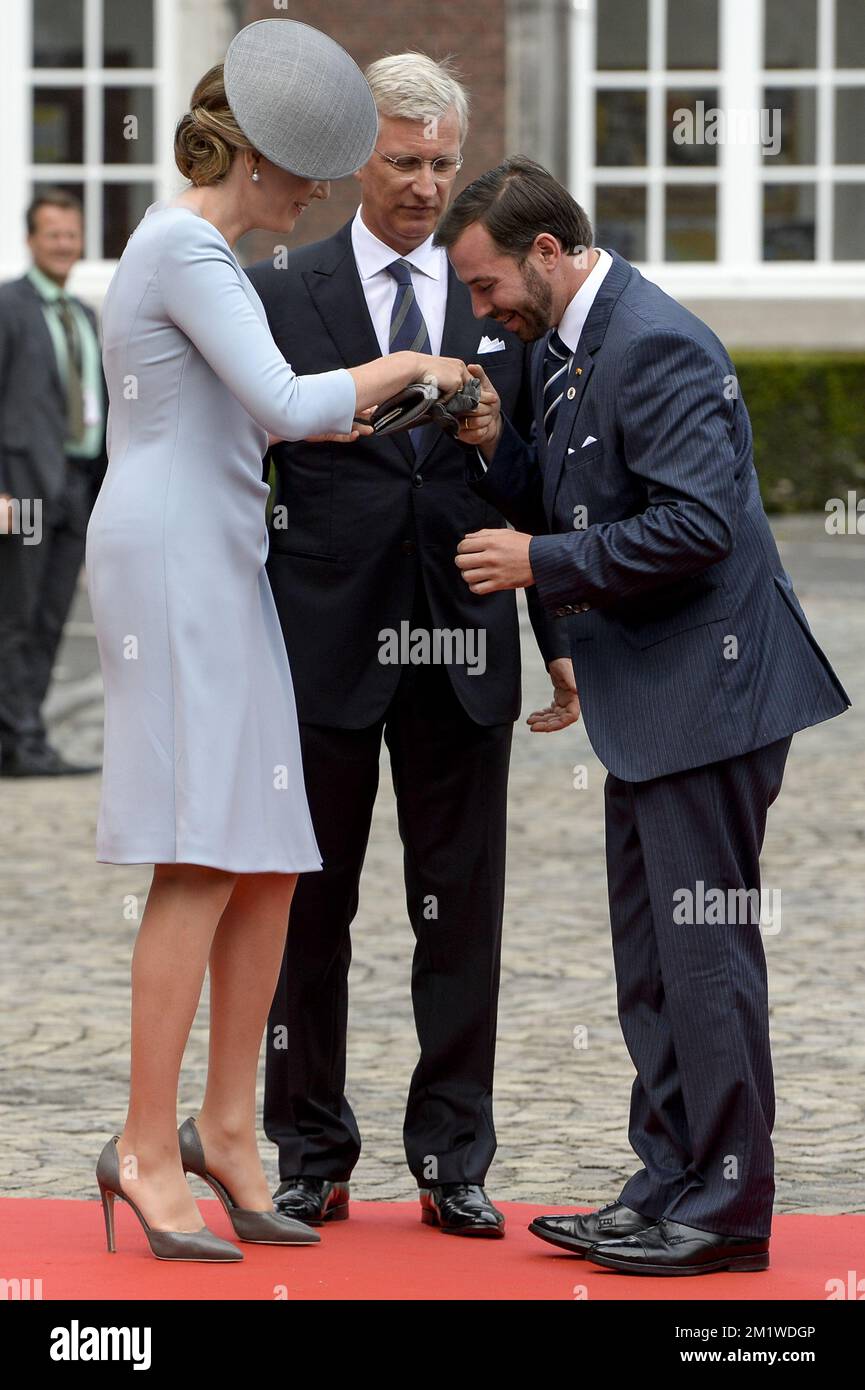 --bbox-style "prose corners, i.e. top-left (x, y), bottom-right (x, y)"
top-left (174, 63), bottom-right (255, 186)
